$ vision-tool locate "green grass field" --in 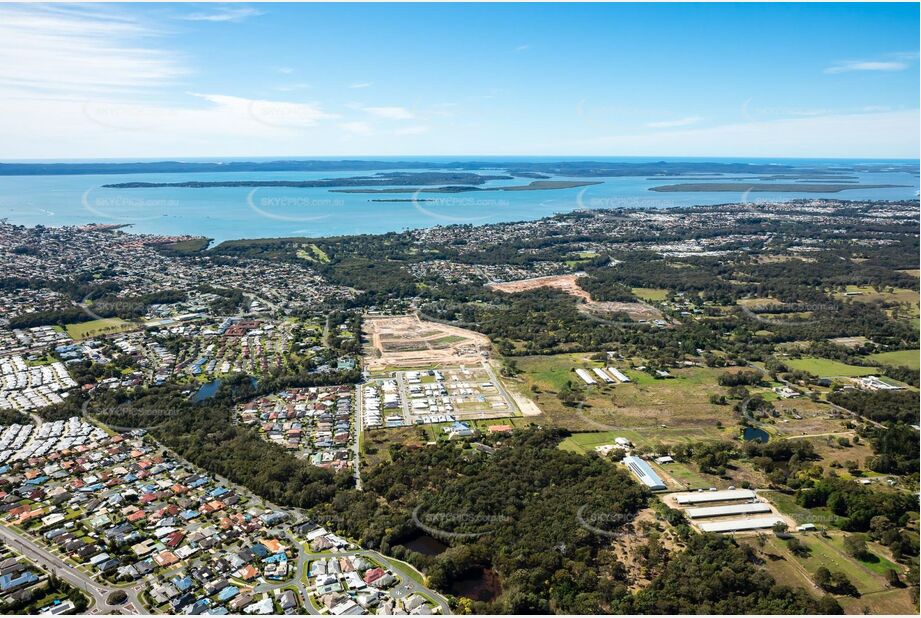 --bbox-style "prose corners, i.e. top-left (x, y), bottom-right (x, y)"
top-left (651, 460), bottom-right (712, 490)
top-left (762, 490), bottom-right (842, 527)
top-left (784, 357), bottom-right (877, 377)
top-left (514, 353), bottom-right (732, 441)
top-left (747, 535), bottom-right (916, 614)
top-left (825, 535), bottom-right (902, 577)
top-left (632, 287), bottom-right (669, 301)
top-left (794, 536), bottom-right (880, 595)
top-left (65, 317), bottom-right (136, 340)
top-left (865, 349), bottom-right (920, 370)
top-left (558, 431), bottom-right (626, 454)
